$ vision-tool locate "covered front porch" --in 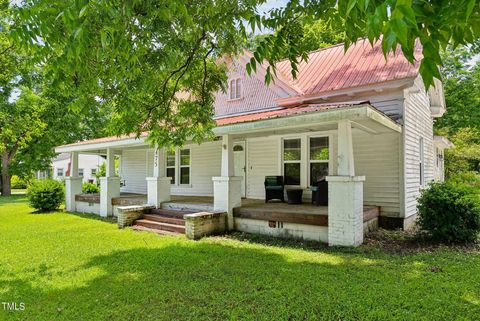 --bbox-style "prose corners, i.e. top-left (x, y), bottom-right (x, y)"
top-left (57, 103), bottom-right (401, 246)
